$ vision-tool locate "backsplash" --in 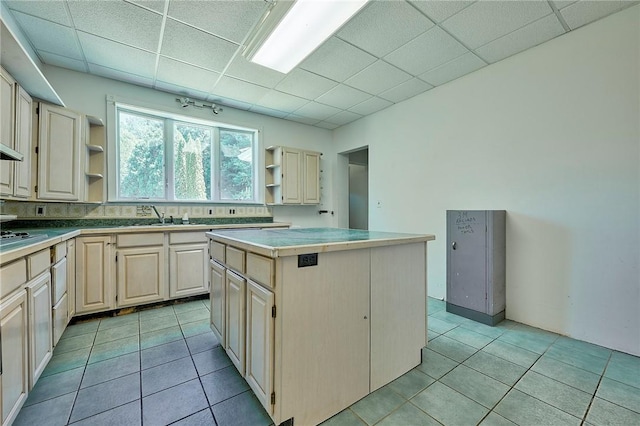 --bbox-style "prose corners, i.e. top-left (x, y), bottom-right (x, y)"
top-left (0, 201), bottom-right (272, 220)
